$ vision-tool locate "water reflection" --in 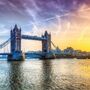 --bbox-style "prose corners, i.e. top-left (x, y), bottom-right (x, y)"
top-left (2, 59), bottom-right (90, 90)
top-left (42, 60), bottom-right (53, 90)
top-left (8, 61), bottom-right (24, 90)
